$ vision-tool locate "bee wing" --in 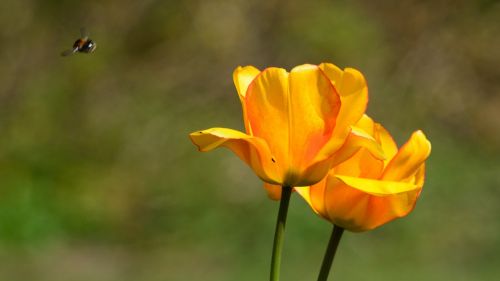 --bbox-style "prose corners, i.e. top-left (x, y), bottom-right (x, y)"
top-left (80, 27), bottom-right (89, 40)
top-left (61, 48), bottom-right (77, 57)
